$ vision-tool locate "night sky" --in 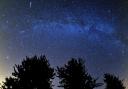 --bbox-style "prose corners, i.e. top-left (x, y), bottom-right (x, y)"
top-left (0, 0), bottom-right (128, 88)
